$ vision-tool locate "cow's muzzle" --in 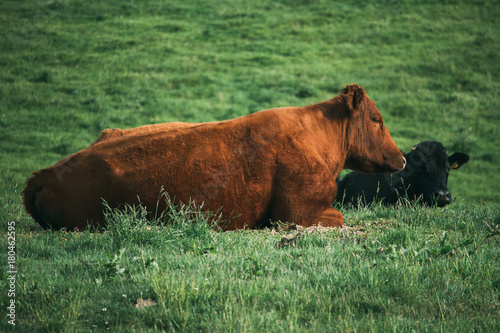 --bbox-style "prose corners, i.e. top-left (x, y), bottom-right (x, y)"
top-left (434, 189), bottom-right (451, 207)
top-left (383, 156), bottom-right (406, 175)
